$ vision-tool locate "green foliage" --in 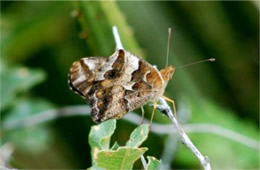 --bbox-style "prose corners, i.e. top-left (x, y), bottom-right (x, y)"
top-left (5, 126), bottom-right (49, 153)
top-left (88, 120), bottom-right (152, 170)
top-left (3, 98), bottom-right (53, 127)
top-left (2, 95), bottom-right (53, 153)
top-left (89, 120), bottom-right (116, 164)
top-left (74, 1), bottom-right (143, 57)
top-left (147, 156), bottom-right (162, 170)
top-left (126, 124), bottom-right (149, 147)
top-left (1, 2), bottom-right (72, 64)
top-left (185, 99), bottom-right (259, 169)
top-left (110, 141), bottom-right (120, 150)
top-left (0, 66), bottom-right (45, 111)
top-left (96, 147), bottom-right (147, 170)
